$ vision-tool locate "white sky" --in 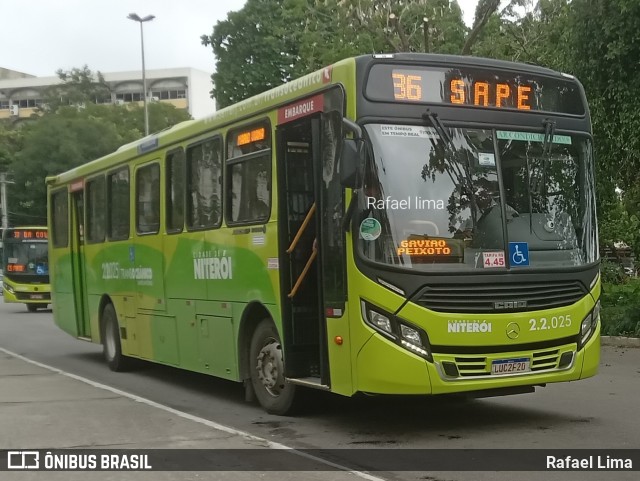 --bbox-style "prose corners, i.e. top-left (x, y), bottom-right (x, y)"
top-left (1, 0), bottom-right (480, 78)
